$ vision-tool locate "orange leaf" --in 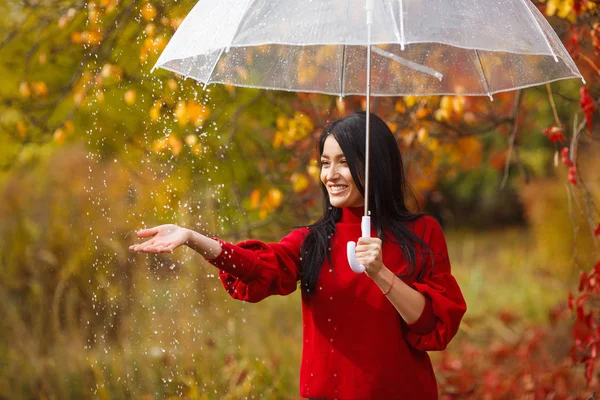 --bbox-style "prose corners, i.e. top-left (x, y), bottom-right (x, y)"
top-left (250, 189), bottom-right (260, 209)
top-left (141, 3), bottom-right (156, 21)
